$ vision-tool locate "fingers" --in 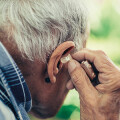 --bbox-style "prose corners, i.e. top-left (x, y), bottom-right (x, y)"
top-left (72, 48), bottom-right (96, 63)
top-left (96, 80), bottom-right (120, 93)
top-left (66, 80), bottom-right (75, 90)
top-left (72, 49), bottom-right (107, 72)
top-left (68, 60), bottom-right (98, 96)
